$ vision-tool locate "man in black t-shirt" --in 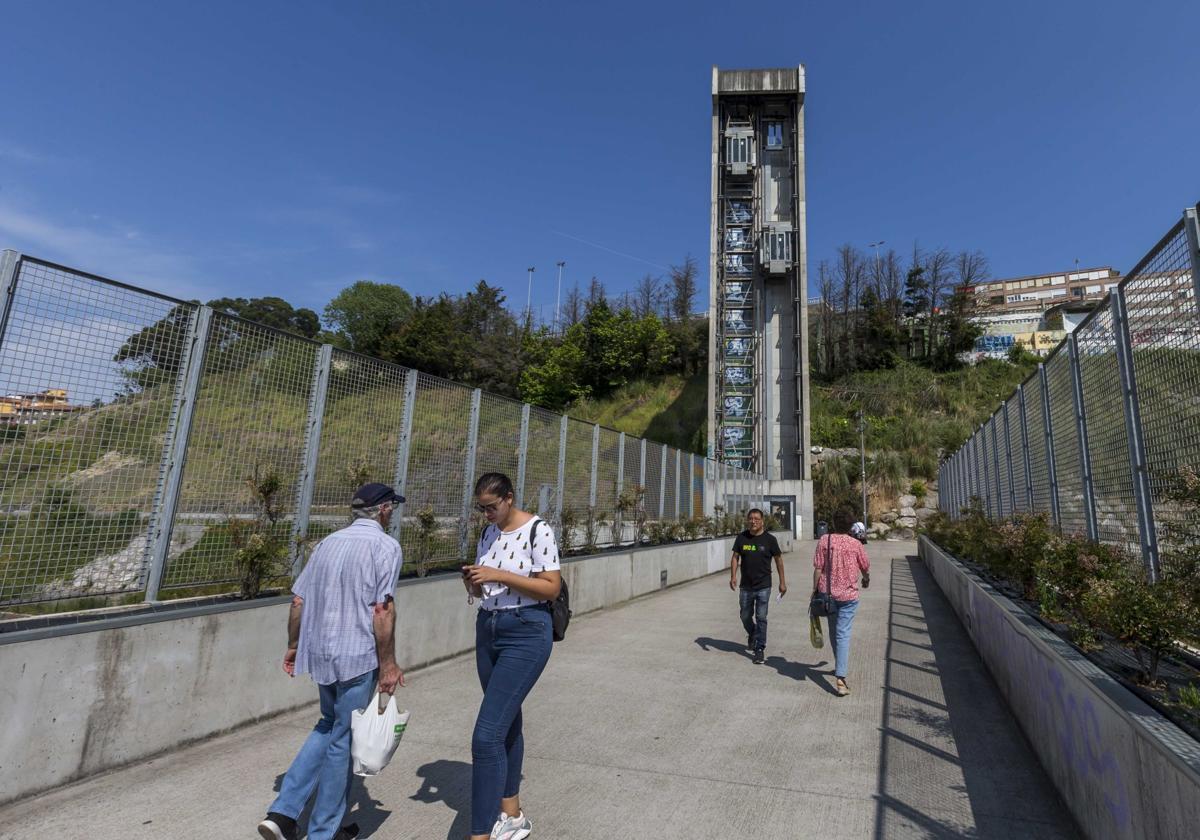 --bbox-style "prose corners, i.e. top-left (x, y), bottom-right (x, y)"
top-left (729, 508), bottom-right (786, 664)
